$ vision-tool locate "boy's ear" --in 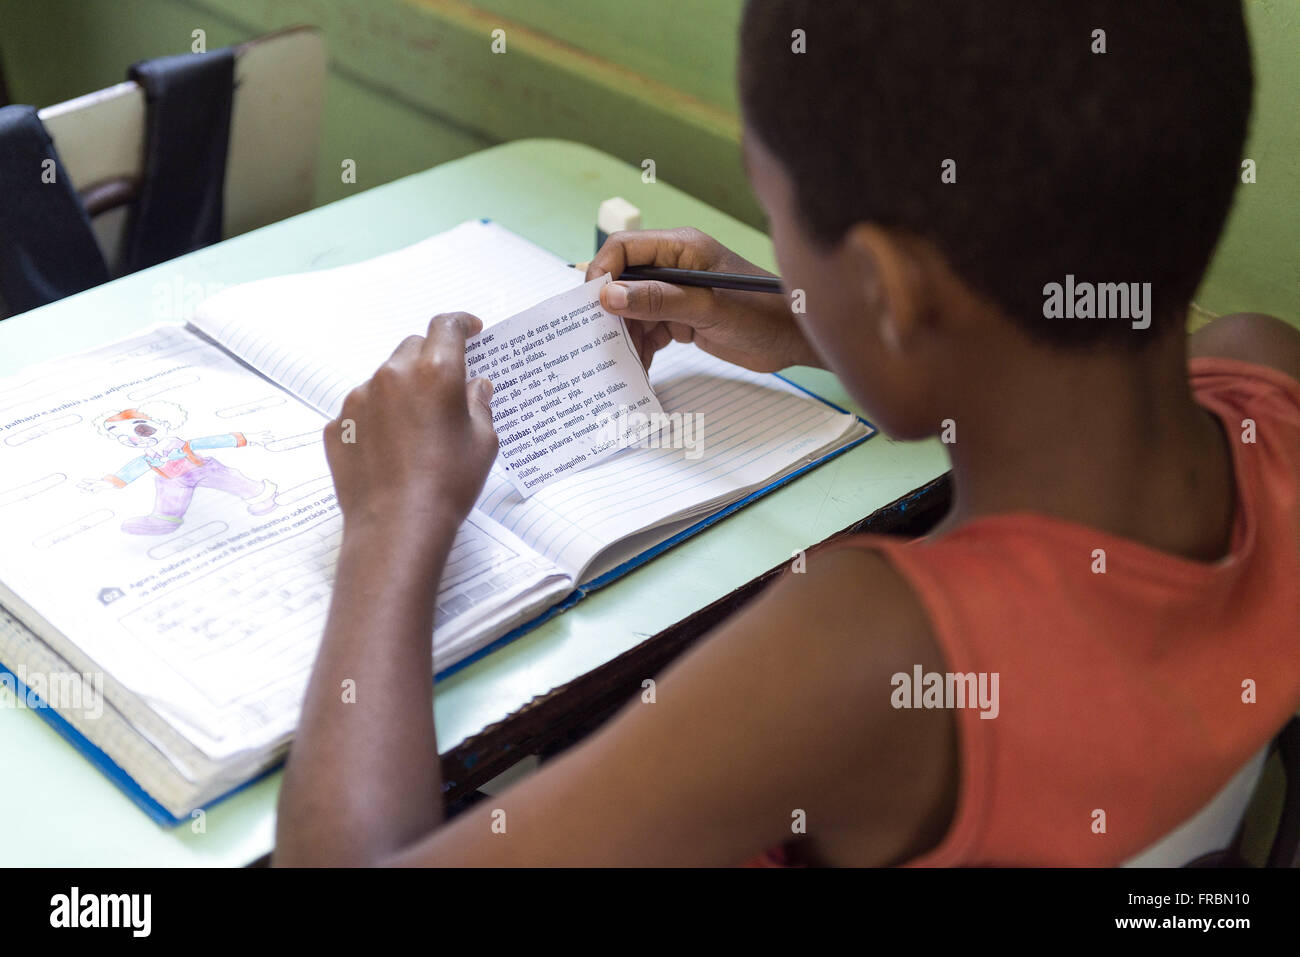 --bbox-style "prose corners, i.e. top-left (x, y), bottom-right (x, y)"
top-left (843, 224), bottom-right (935, 354)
